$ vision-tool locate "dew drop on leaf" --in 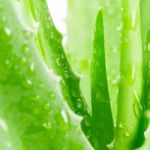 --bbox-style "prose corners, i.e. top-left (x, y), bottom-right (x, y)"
top-left (116, 23), bottom-right (123, 31)
top-left (0, 118), bottom-right (8, 132)
top-left (118, 123), bottom-right (124, 129)
top-left (4, 27), bottom-right (12, 36)
top-left (77, 99), bottom-right (82, 109)
top-left (131, 10), bottom-right (137, 29)
top-left (125, 131), bottom-right (130, 137)
top-left (43, 102), bottom-right (50, 110)
top-left (21, 57), bottom-right (27, 63)
top-left (61, 110), bottom-right (68, 123)
top-left (22, 78), bottom-right (33, 88)
top-left (30, 63), bottom-right (35, 72)
top-left (26, 79), bottom-right (32, 85)
top-left (43, 122), bottom-right (52, 129)
top-left (5, 59), bottom-right (11, 68)
top-left (22, 44), bottom-right (30, 54)
top-left (133, 89), bottom-right (142, 118)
